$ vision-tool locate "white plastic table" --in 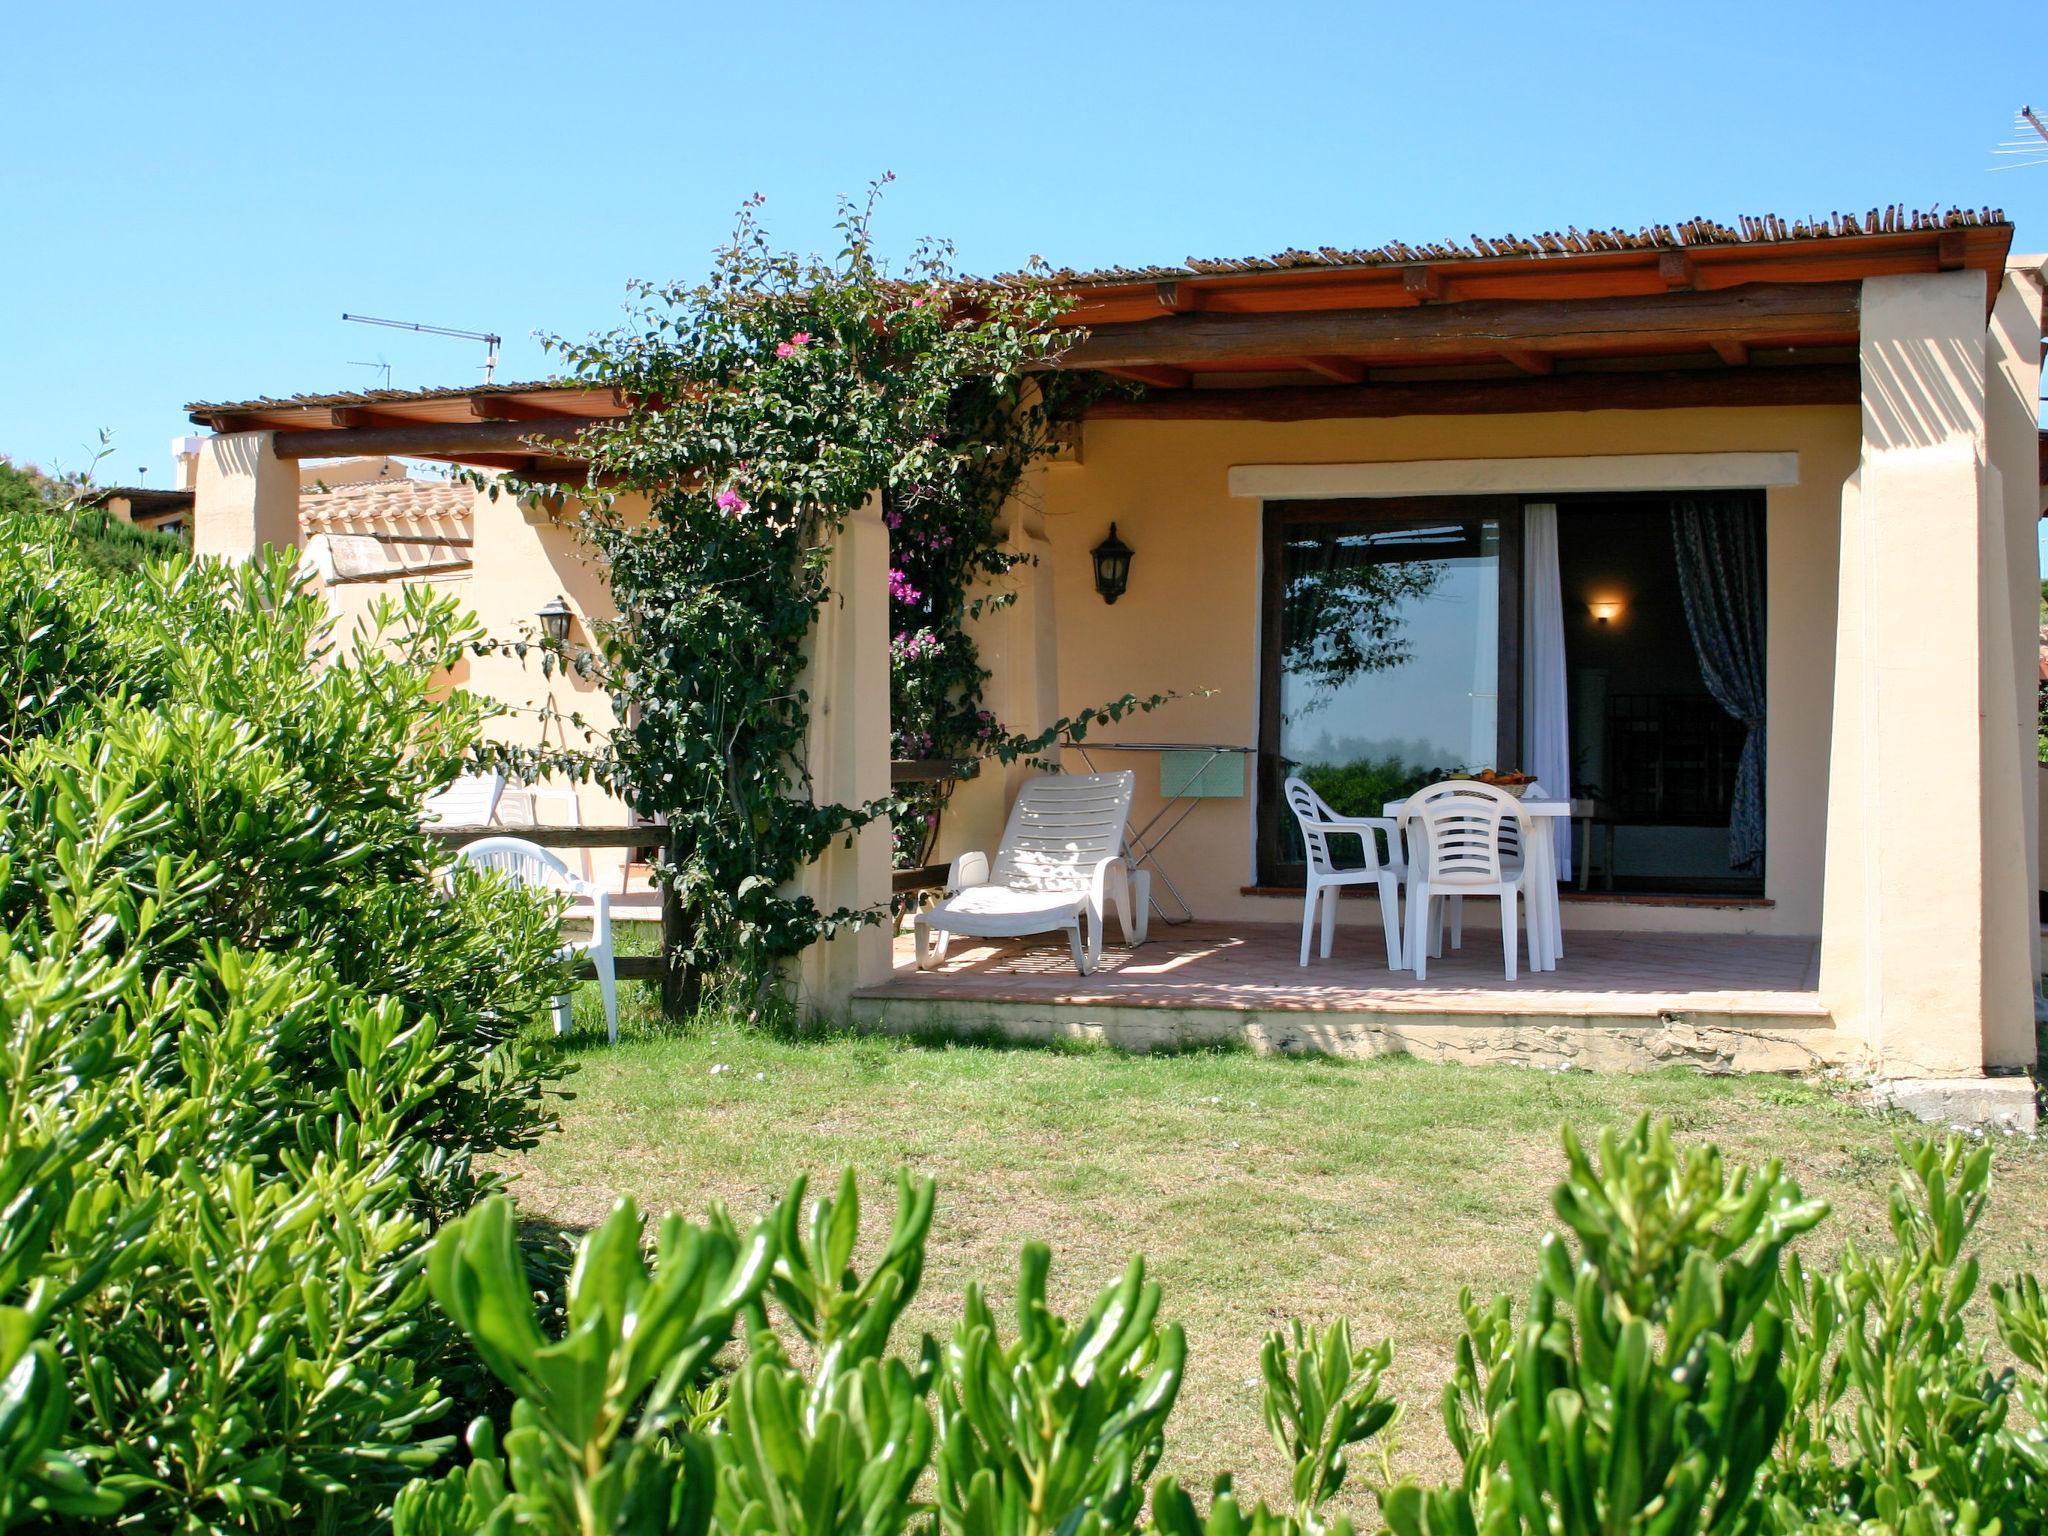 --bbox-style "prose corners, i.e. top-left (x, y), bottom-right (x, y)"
top-left (1383, 792), bottom-right (1569, 972)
